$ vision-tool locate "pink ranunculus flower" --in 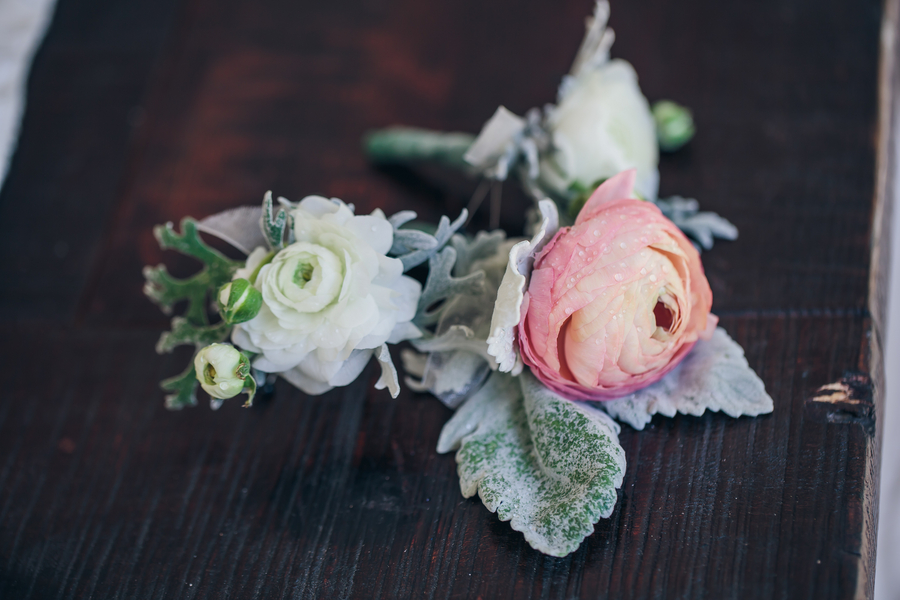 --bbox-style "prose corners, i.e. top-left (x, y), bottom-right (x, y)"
top-left (518, 169), bottom-right (716, 400)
